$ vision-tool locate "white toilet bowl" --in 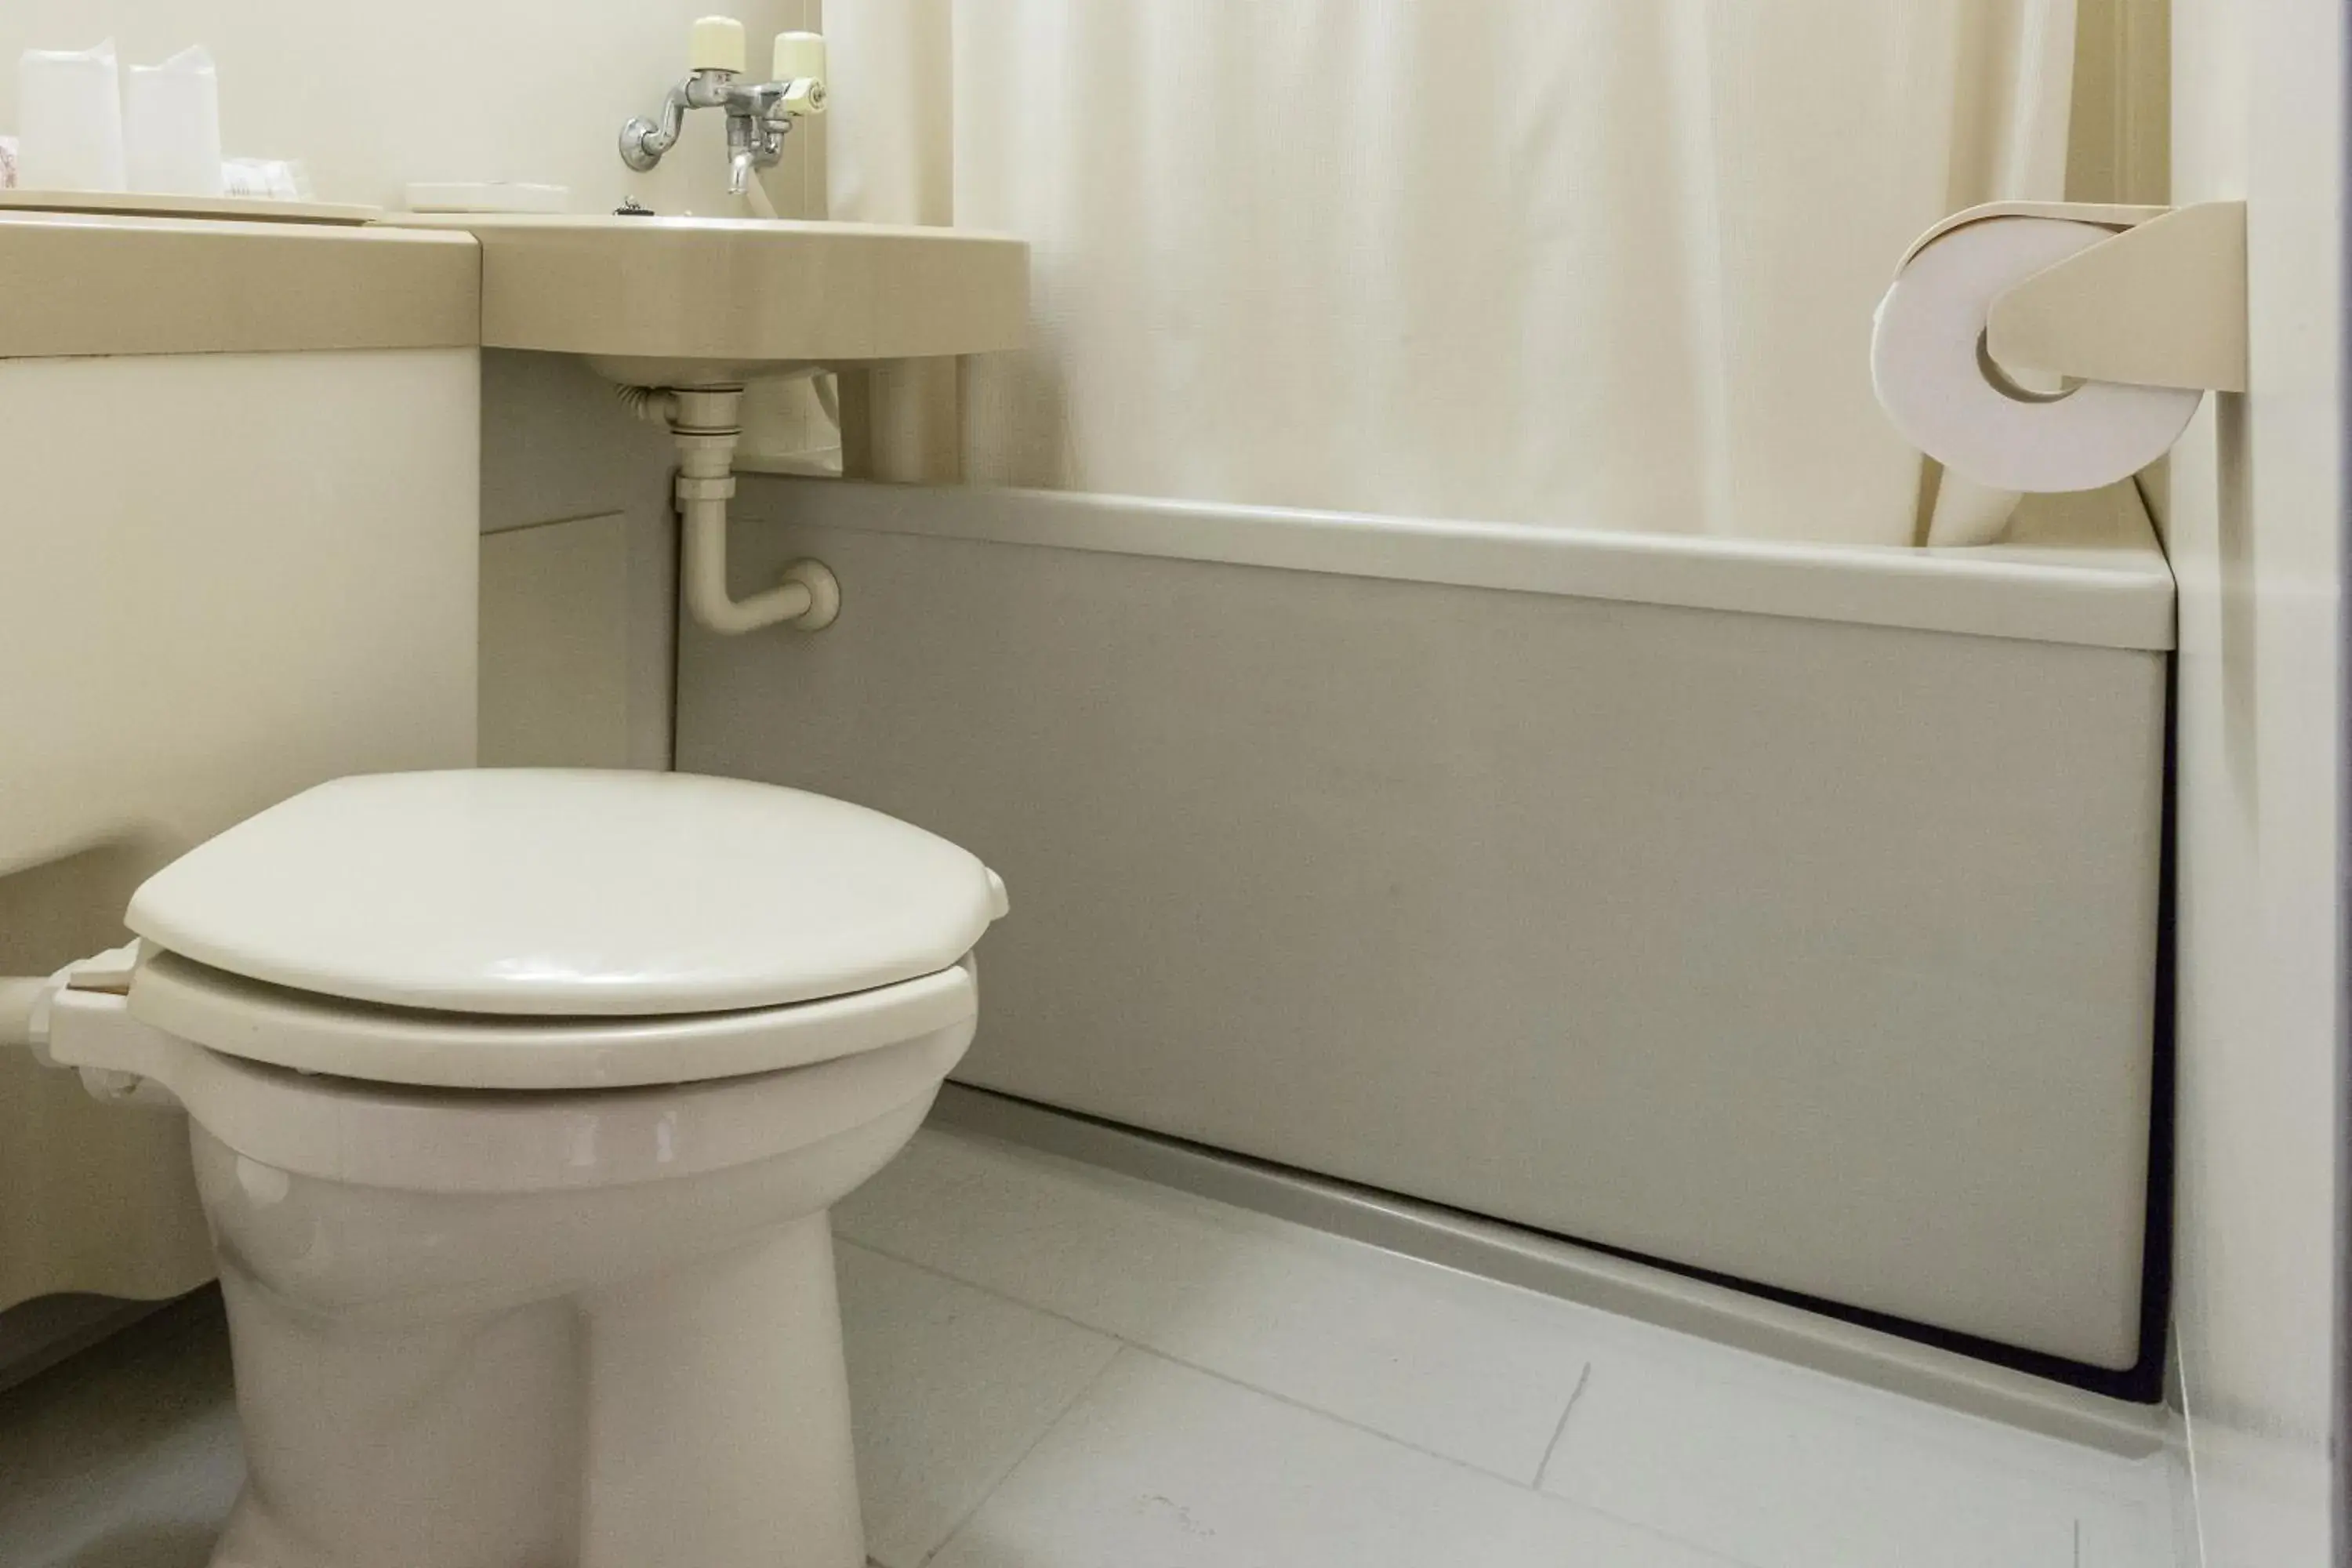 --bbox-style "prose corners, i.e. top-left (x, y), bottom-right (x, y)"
top-left (38, 769), bottom-right (1010, 1568)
